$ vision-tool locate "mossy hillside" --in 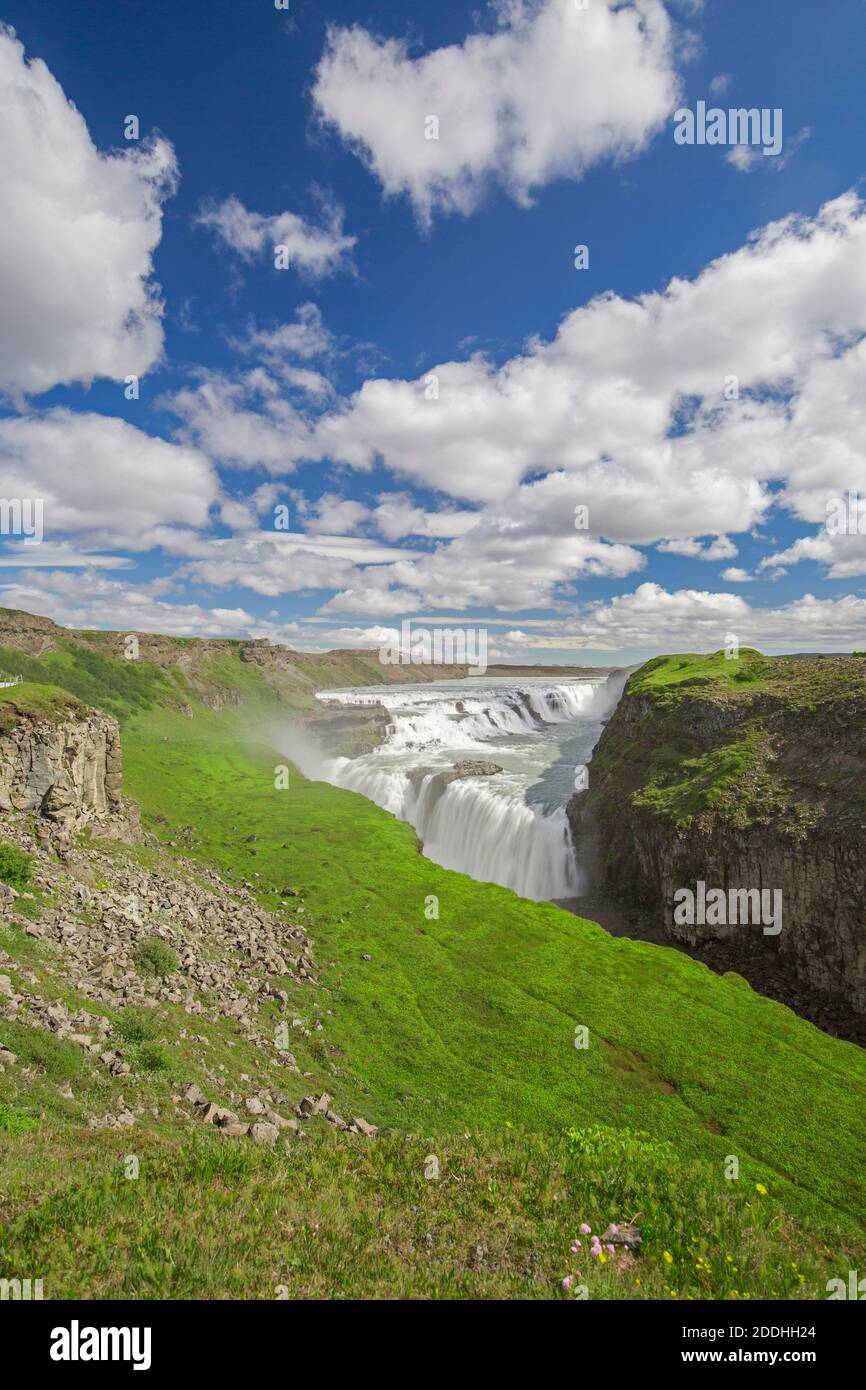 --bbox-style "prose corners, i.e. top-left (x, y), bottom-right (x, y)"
top-left (1, 834), bottom-right (860, 1300)
top-left (0, 607), bottom-right (474, 720)
top-left (629, 649), bottom-right (772, 700)
top-left (0, 681), bottom-right (90, 733)
top-left (592, 650), bottom-right (866, 833)
top-left (116, 703), bottom-right (866, 1231)
top-left (0, 645), bottom-right (173, 724)
top-left (1, 833), bottom-right (859, 1304)
top-left (1, 639), bottom-right (865, 1298)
